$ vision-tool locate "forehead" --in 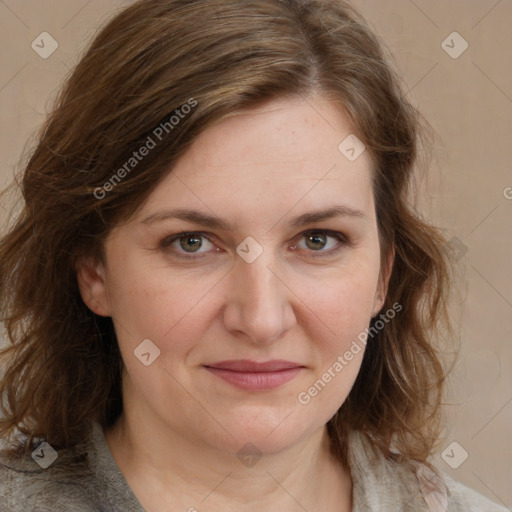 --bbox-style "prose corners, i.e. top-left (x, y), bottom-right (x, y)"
top-left (182, 96), bottom-right (370, 170)
top-left (141, 96), bottom-right (375, 222)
